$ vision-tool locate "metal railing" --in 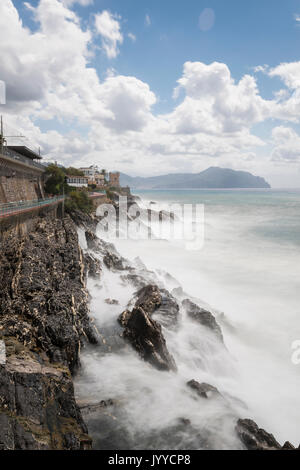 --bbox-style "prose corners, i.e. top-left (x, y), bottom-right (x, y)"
top-left (0, 196), bottom-right (65, 218)
top-left (2, 147), bottom-right (46, 171)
